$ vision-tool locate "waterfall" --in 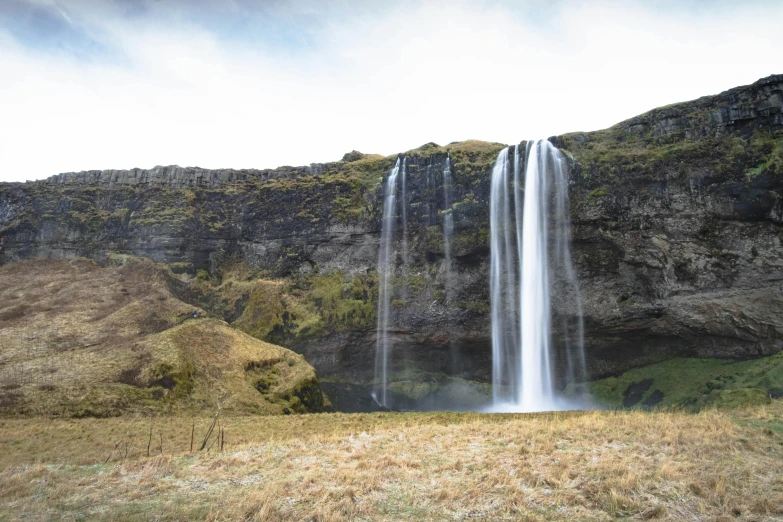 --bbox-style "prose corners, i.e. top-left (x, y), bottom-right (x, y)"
top-left (489, 140), bottom-right (586, 412)
top-left (442, 154), bottom-right (456, 371)
top-left (400, 158), bottom-right (409, 302)
top-left (373, 158), bottom-right (401, 408)
top-left (489, 148), bottom-right (519, 404)
top-left (550, 147), bottom-right (587, 388)
top-left (442, 154), bottom-right (454, 286)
